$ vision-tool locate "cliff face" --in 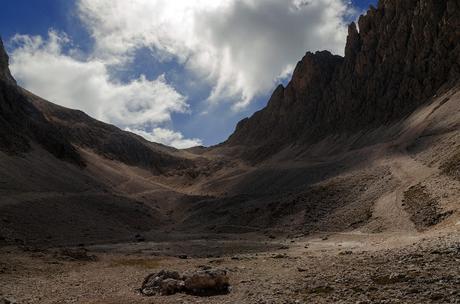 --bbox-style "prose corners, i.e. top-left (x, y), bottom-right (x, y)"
top-left (226, 0), bottom-right (460, 158)
top-left (0, 38), bottom-right (15, 85)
